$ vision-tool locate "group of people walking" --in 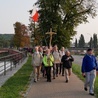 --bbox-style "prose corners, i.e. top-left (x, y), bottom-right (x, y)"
top-left (32, 45), bottom-right (74, 83)
top-left (31, 46), bottom-right (98, 96)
